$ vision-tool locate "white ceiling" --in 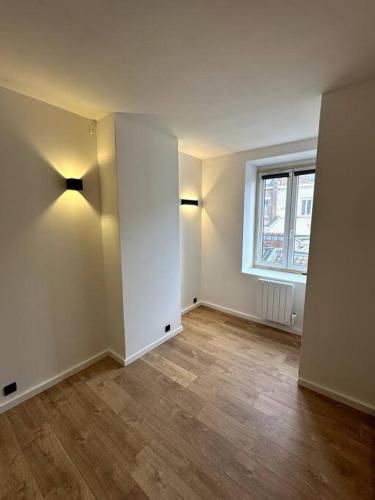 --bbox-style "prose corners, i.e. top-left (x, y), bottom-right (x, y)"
top-left (1, 1), bottom-right (375, 159)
